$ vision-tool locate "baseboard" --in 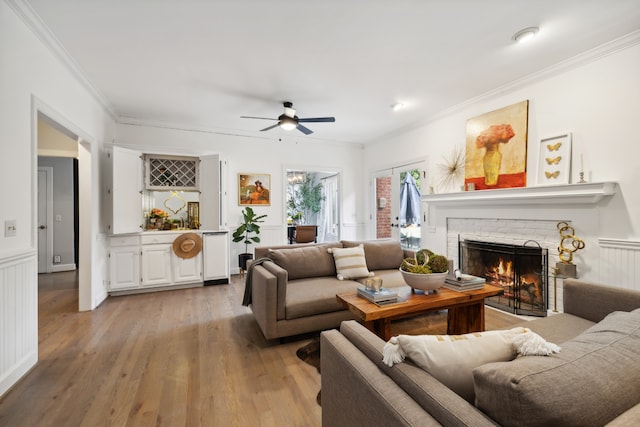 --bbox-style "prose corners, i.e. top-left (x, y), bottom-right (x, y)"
top-left (51, 263), bottom-right (76, 273)
top-left (0, 351), bottom-right (37, 399)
